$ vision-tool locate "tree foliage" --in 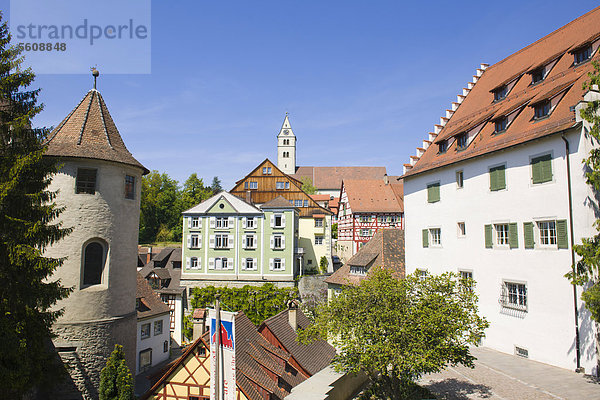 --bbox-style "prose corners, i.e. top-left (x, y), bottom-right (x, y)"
top-left (0, 15), bottom-right (73, 397)
top-left (319, 256), bottom-right (328, 274)
top-left (300, 177), bottom-right (317, 194)
top-left (99, 344), bottom-right (134, 400)
top-left (210, 176), bottom-right (223, 193)
top-left (189, 284), bottom-right (298, 326)
top-left (139, 171), bottom-right (215, 244)
top-left (299, 269), bottom-right (488, 400)
top-left (569, 61), bottom-right (600, 321)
